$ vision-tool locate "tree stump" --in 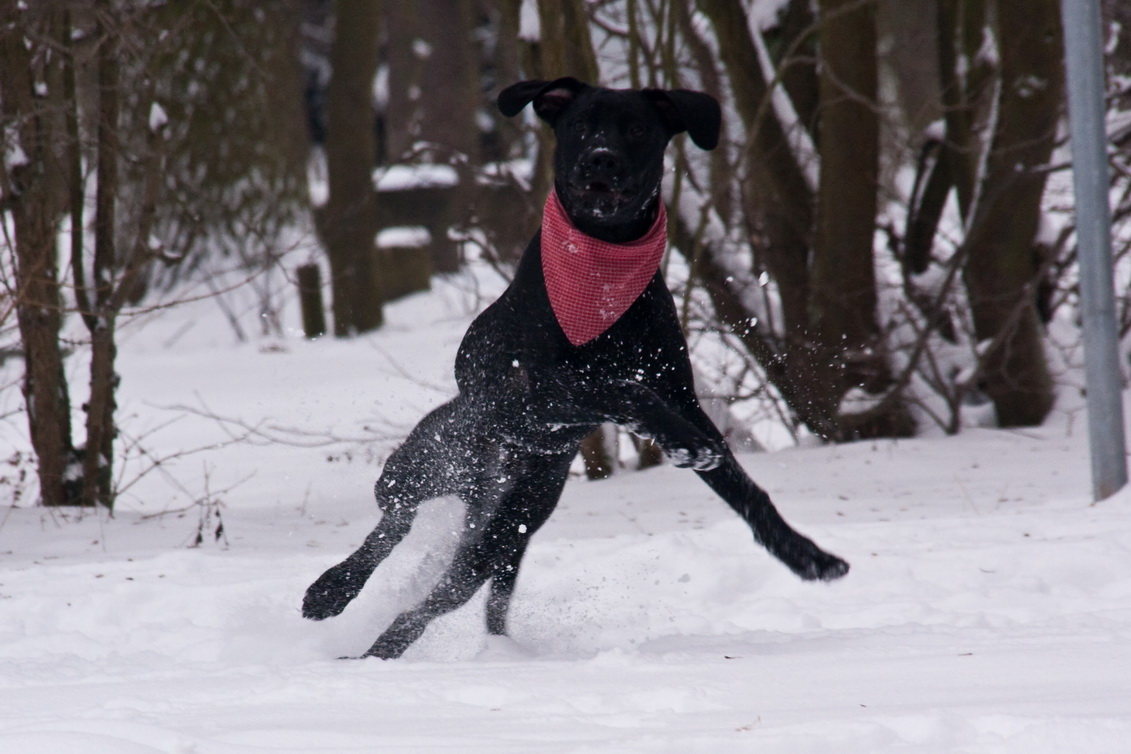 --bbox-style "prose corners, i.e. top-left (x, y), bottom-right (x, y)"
top-left (376, 226), bottom-right (433, 302)
top-left (296, 263), bottom-right (327, 339)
